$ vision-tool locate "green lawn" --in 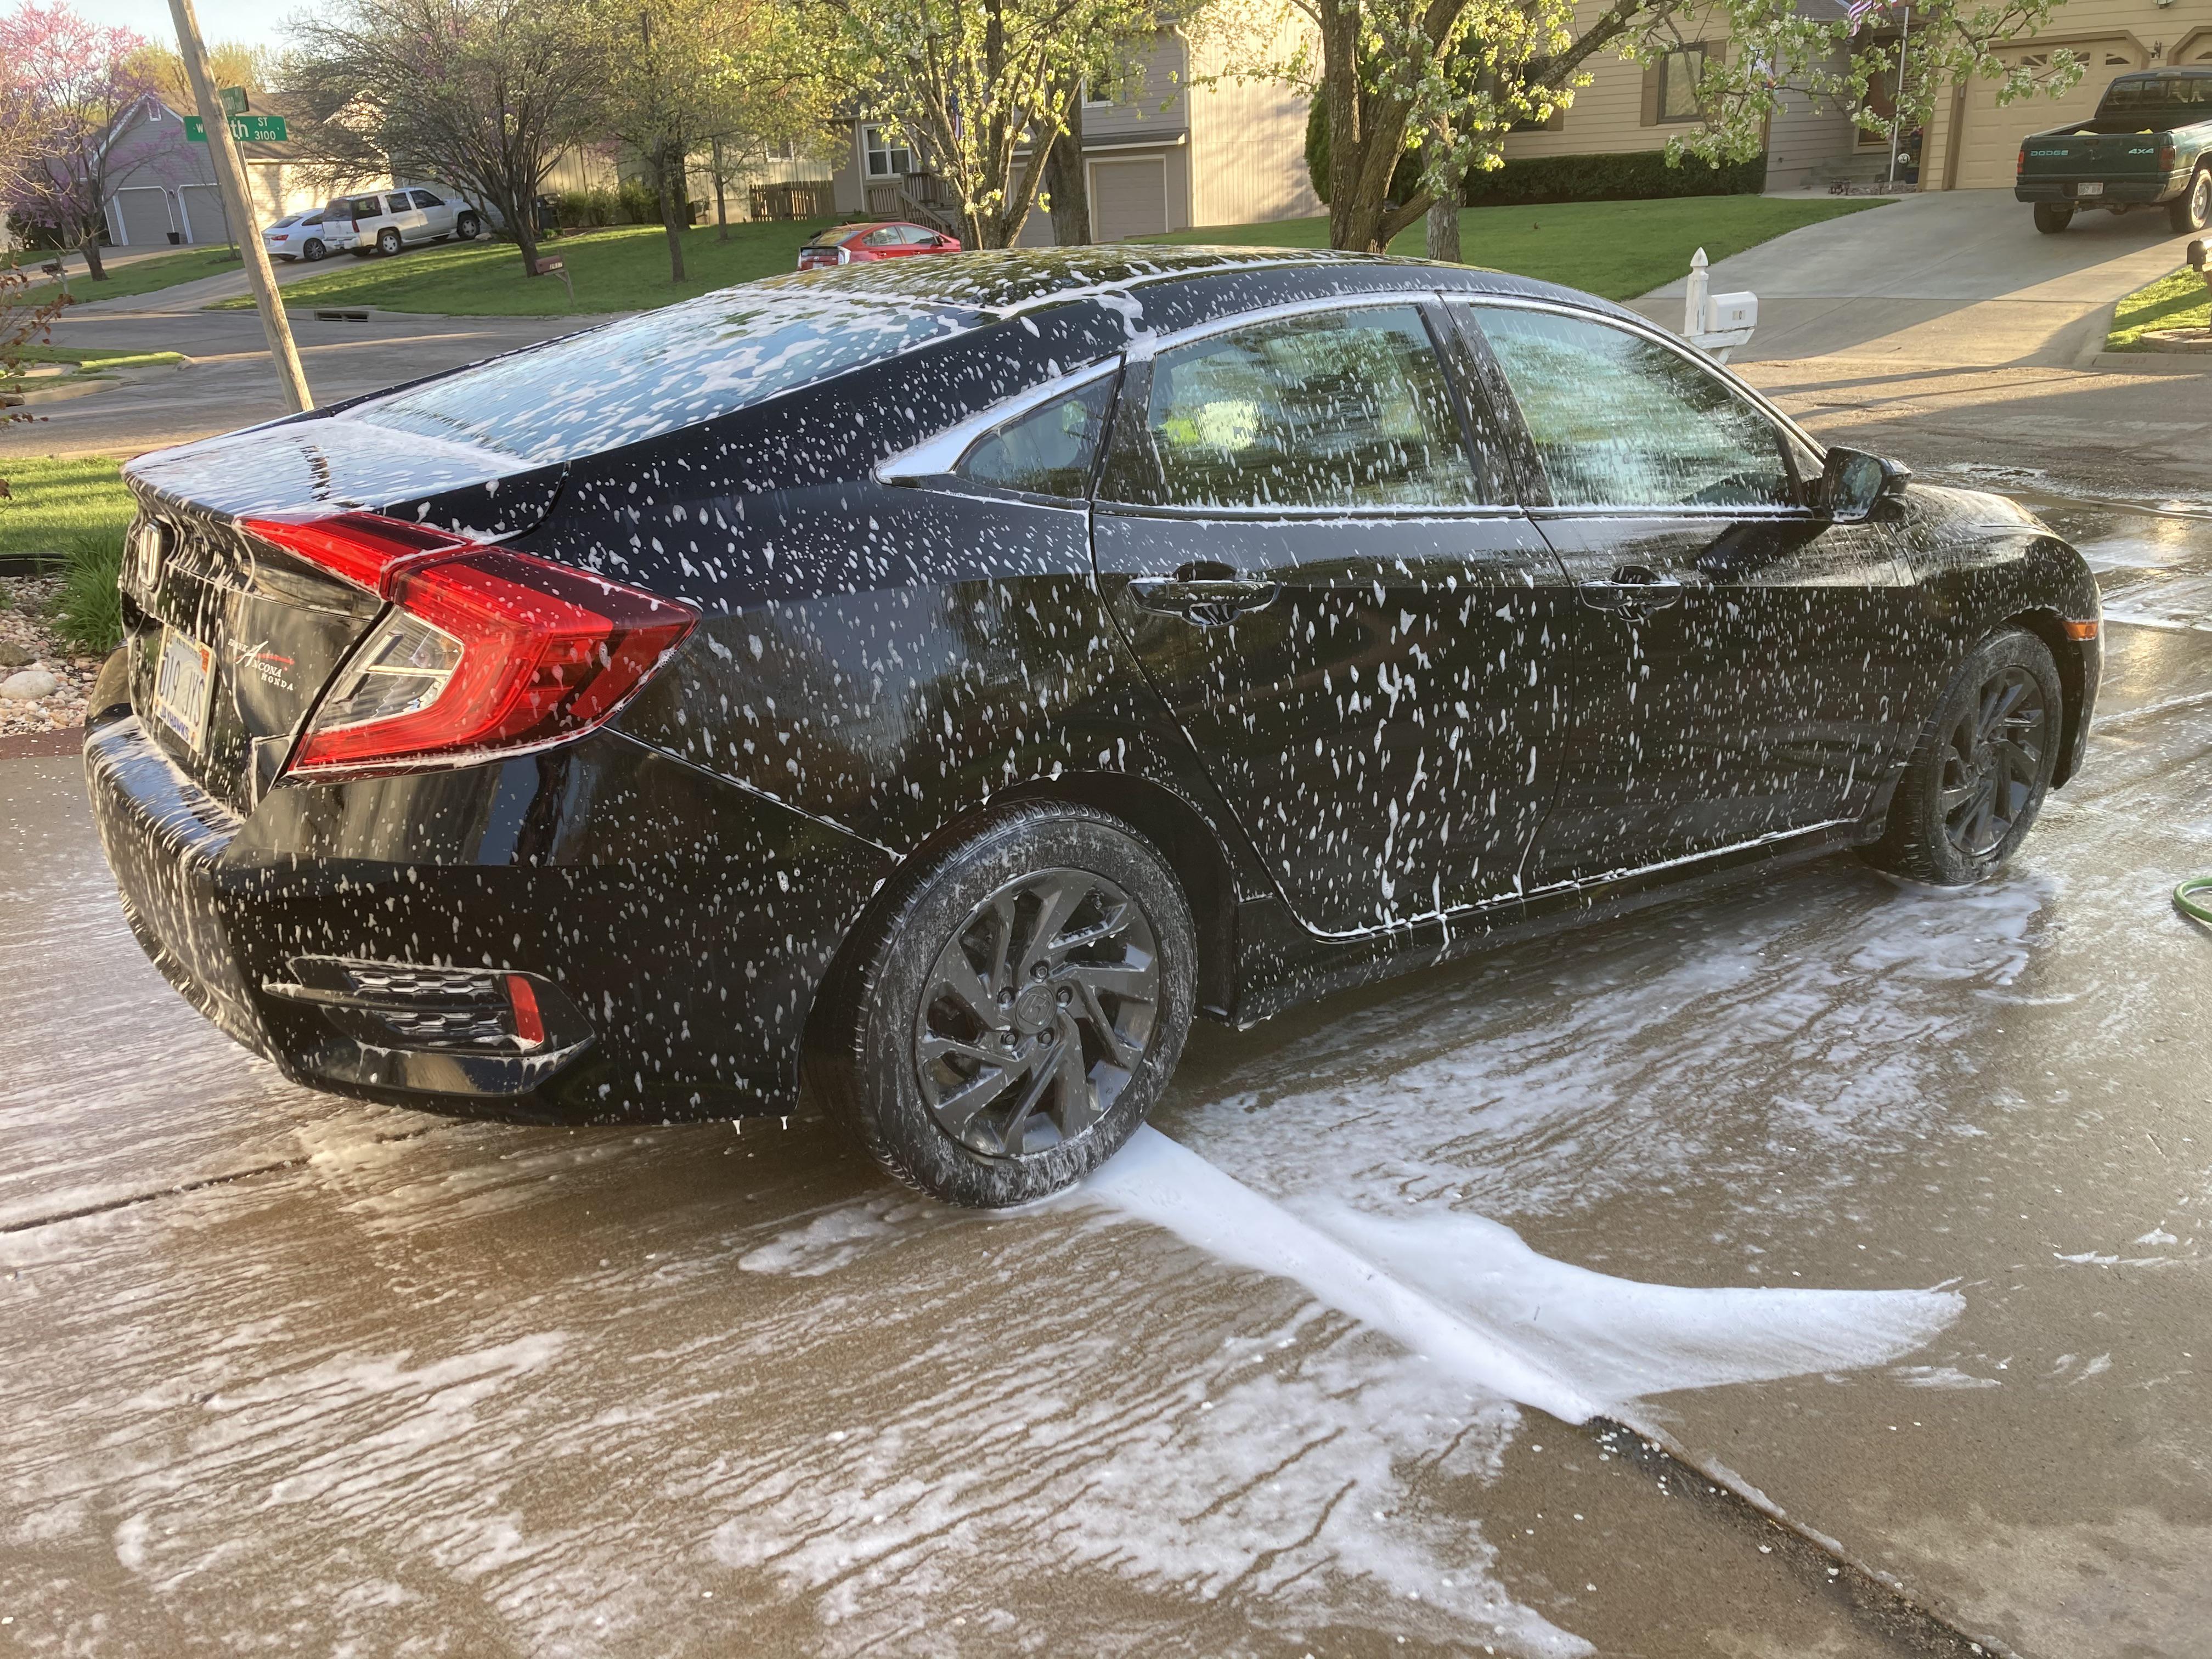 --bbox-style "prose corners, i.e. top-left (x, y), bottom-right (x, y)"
top-left (18, 246), bottom-right (243, 303)
top-left (2106, 266), bottom-right (2210, 350)
top-left (1148, 194), bottom-right (1893, 301)
top-left (0, 455), bottom-right (133, 555)
top-left (11, 343), bottom-right (185, 372)
top-left (212, 219), bottom-right (842, 317)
